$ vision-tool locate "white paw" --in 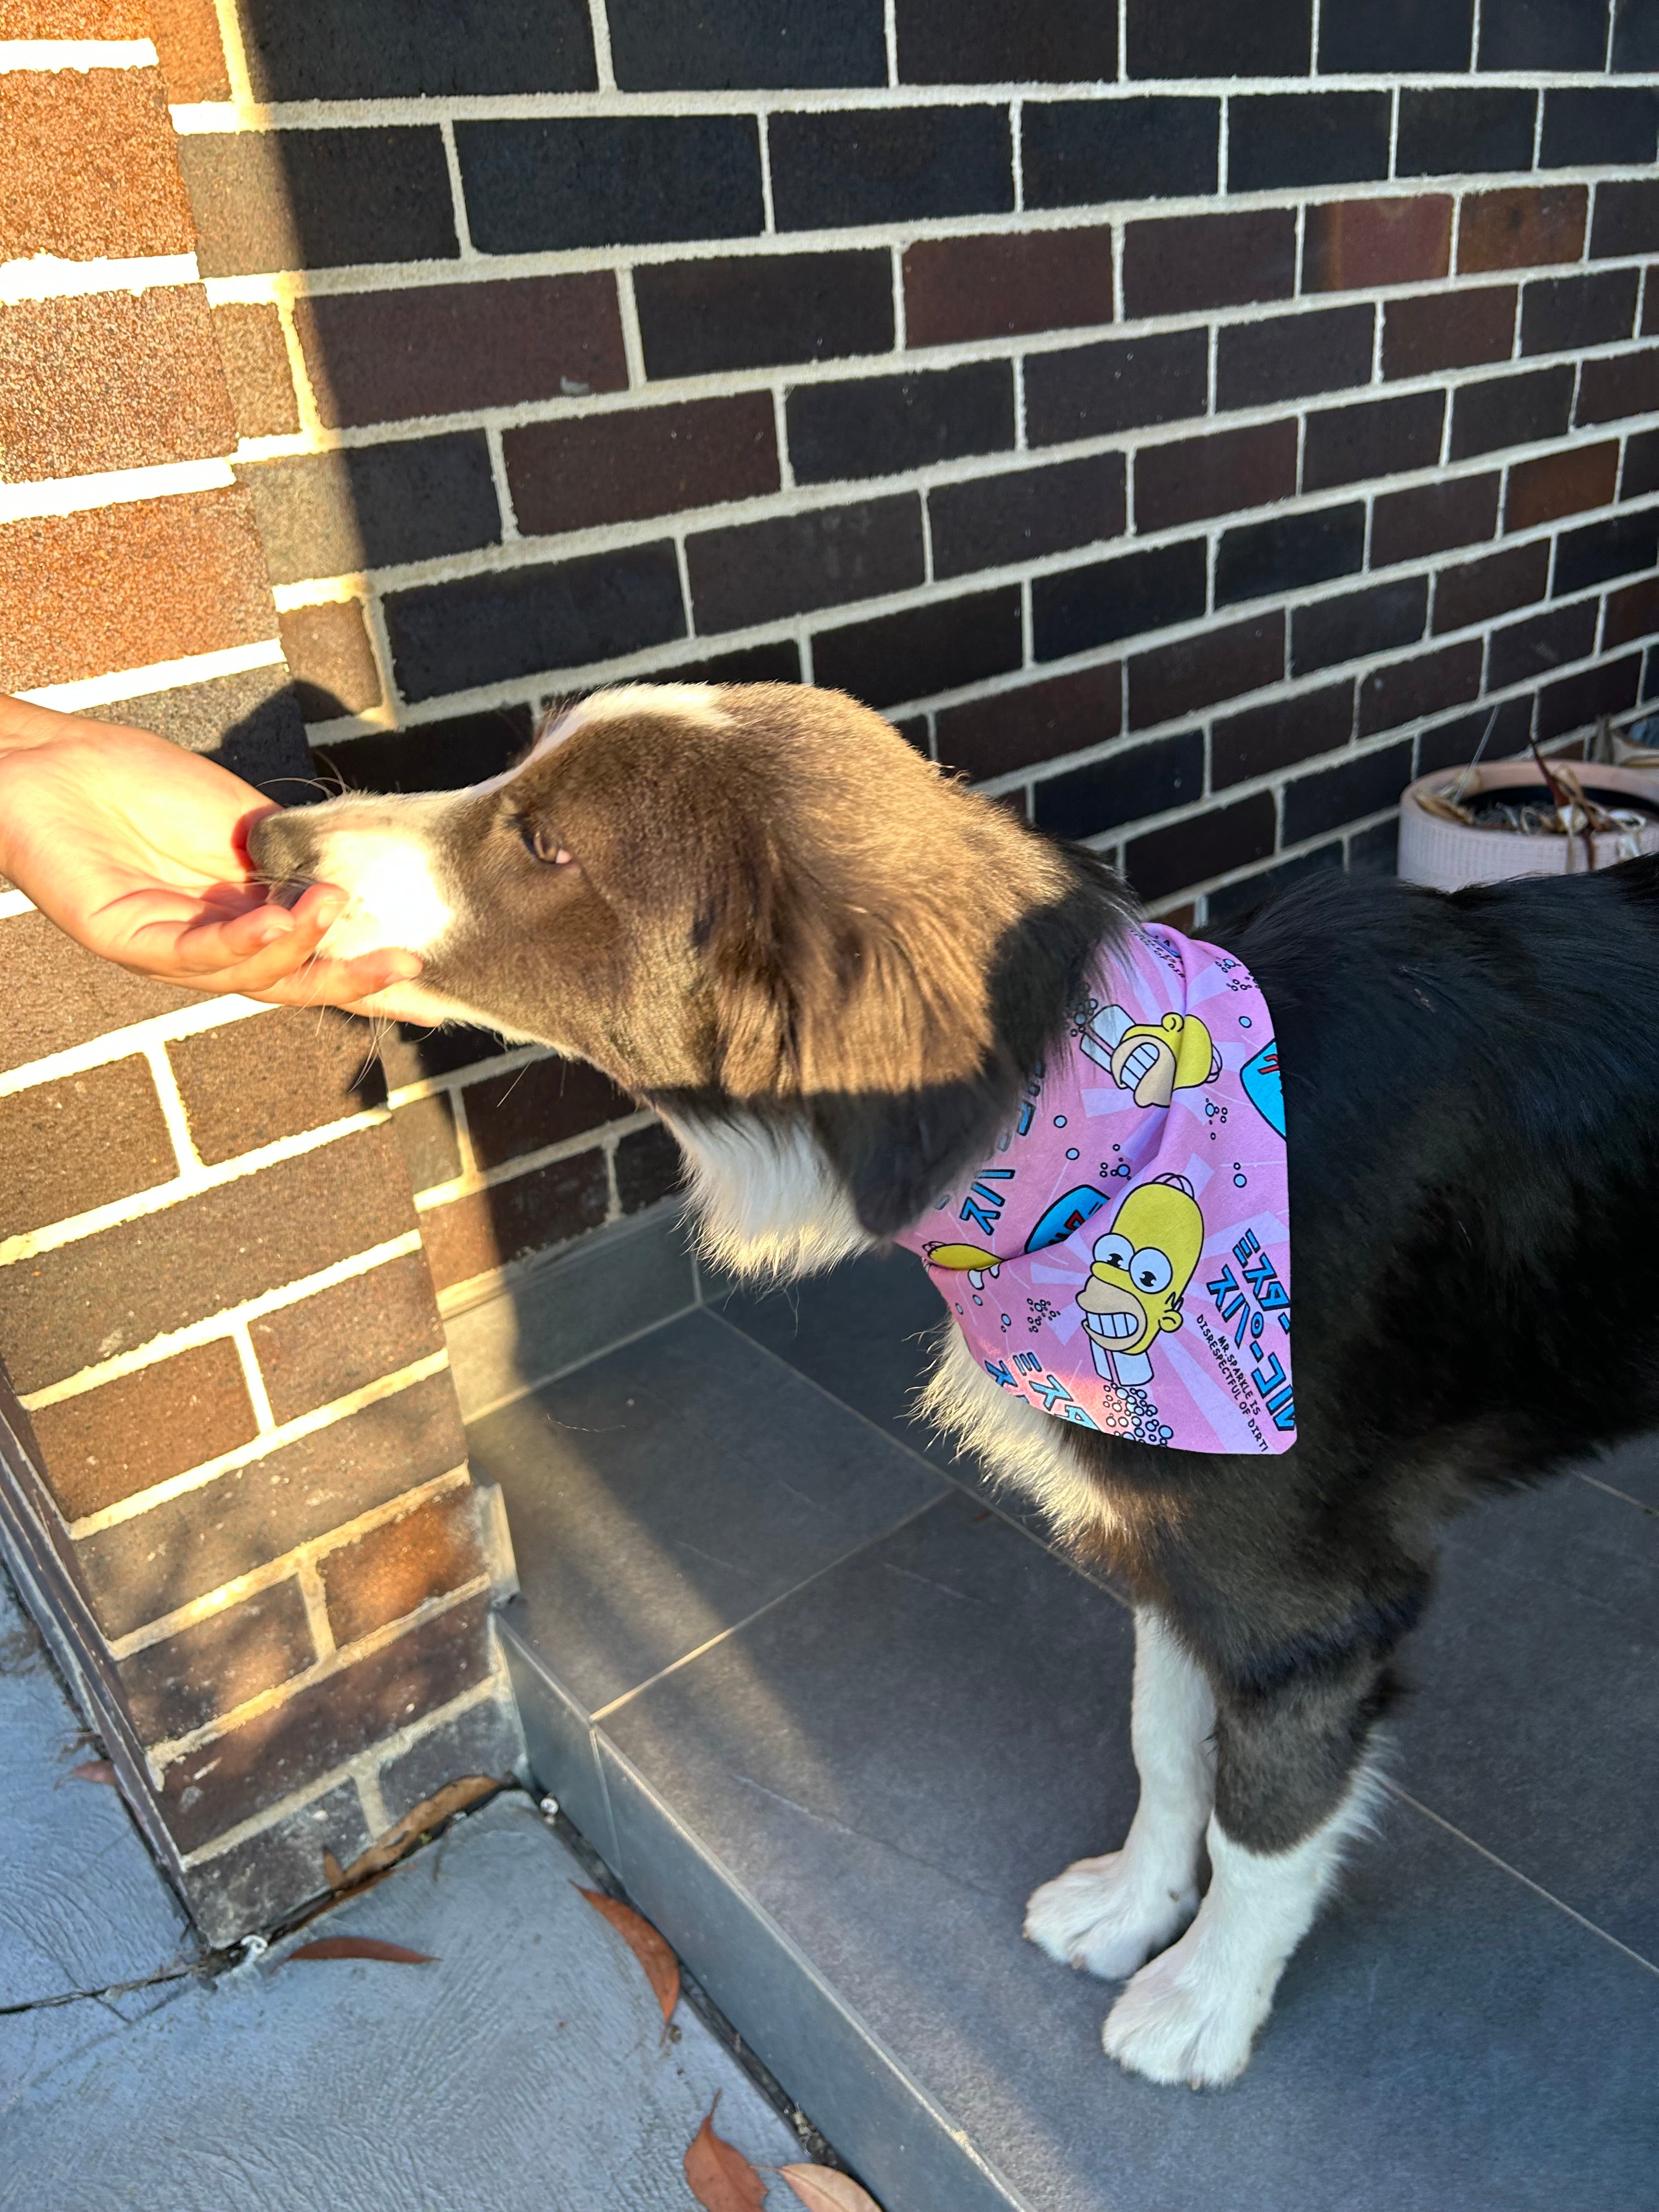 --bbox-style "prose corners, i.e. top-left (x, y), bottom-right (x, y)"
top-left (1100, 1934), bottom-right (1269, 2089)
top-left (1024, 1853), bottom-right (1201, 1981)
